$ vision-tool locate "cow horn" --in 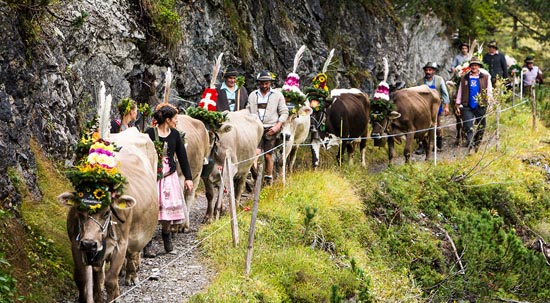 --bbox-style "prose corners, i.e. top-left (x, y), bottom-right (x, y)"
top-left (389, 111), bottom-right (401, 119)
